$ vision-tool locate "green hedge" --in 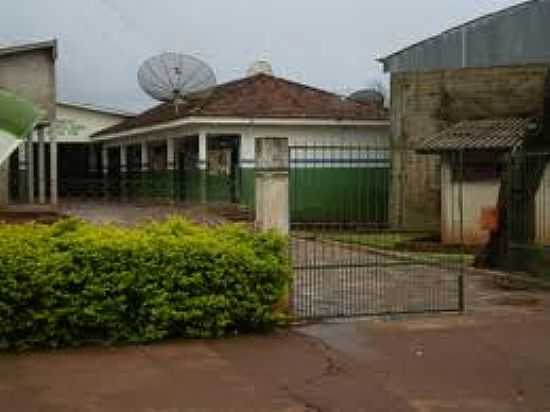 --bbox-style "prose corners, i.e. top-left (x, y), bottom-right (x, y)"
top-left (0, 218), bottom-right (290, 350)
